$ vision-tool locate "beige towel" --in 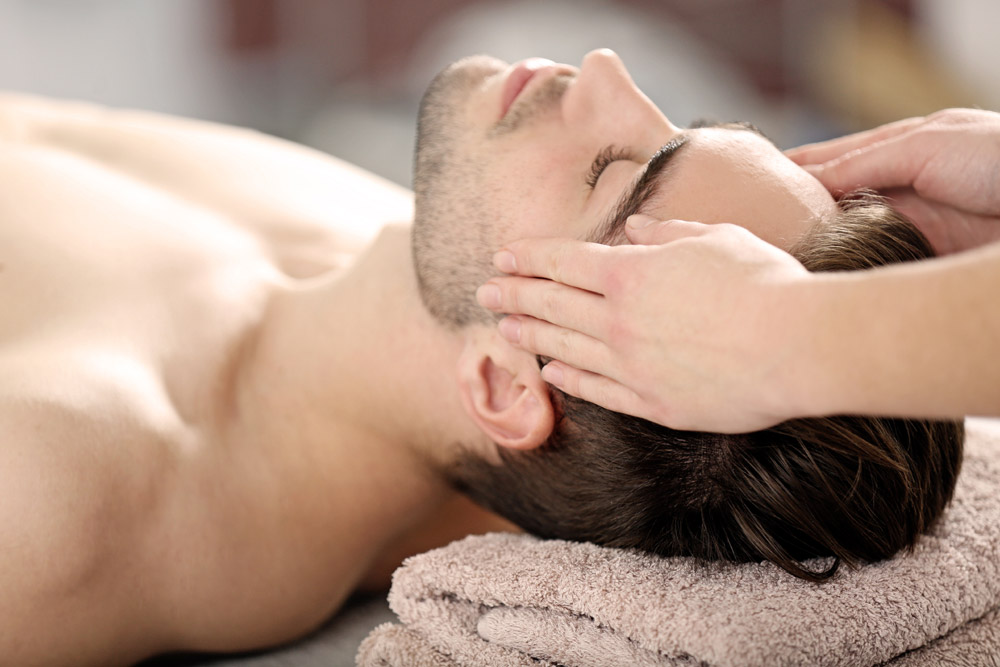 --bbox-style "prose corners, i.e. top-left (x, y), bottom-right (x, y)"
top-left (358, 419), bottom-right (1000, 667)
